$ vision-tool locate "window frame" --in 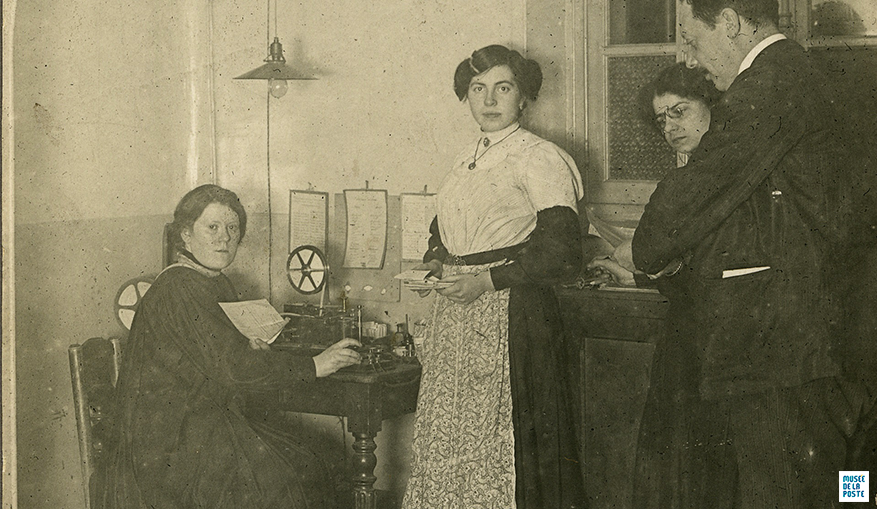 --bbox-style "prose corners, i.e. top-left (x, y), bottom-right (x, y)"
top-left (581, 0), bottom-right (876, 214)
